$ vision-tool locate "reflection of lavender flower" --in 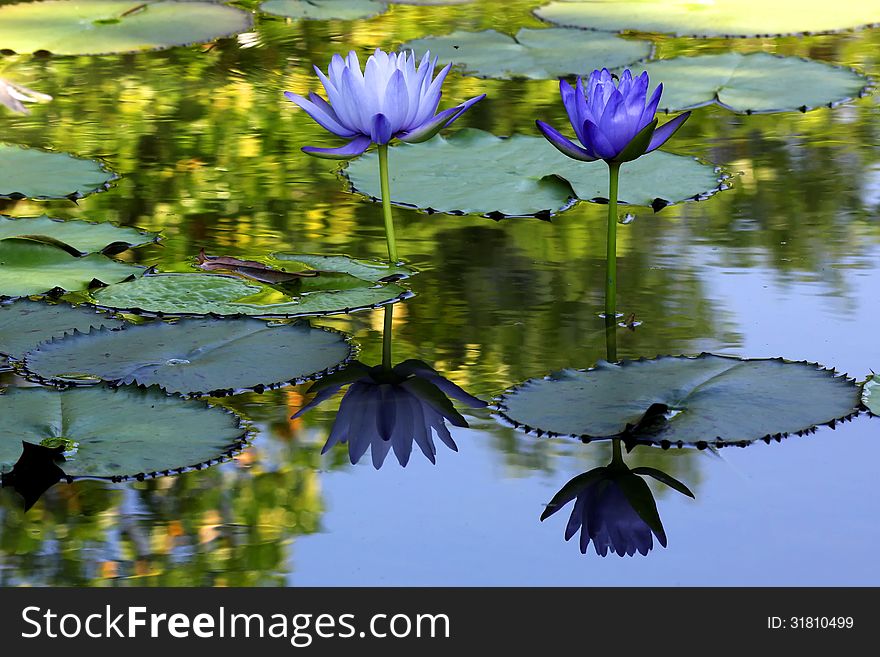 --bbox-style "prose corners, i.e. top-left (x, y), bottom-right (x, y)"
top-left (294, 360), bottom-right (486, 468)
